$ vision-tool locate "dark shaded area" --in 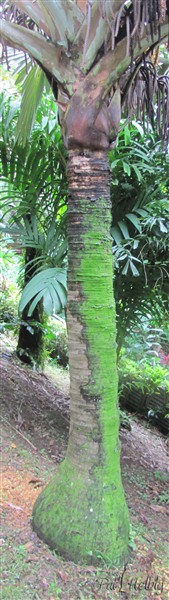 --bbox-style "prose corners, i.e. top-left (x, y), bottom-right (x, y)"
top-left (17, 245), bottom-right (44, 369)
